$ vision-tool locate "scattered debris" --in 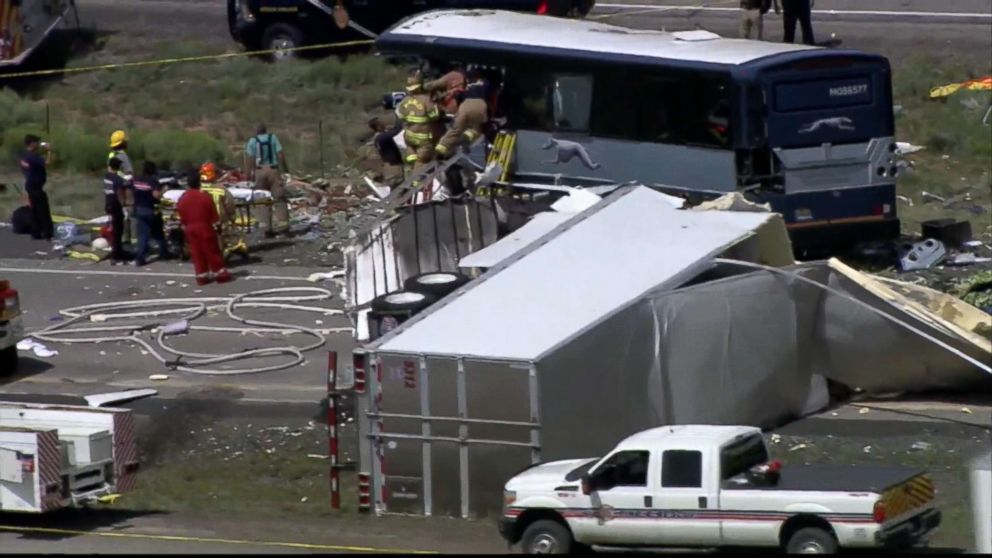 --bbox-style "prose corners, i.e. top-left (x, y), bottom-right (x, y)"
top-left (961, 407), bottom-right (974, 415)
top-left (770, 433), bottom-right (782, 444)
top-left (858, 407), bottom-right (871, 415)
top-left (911, 441), bottom-right (932, 451)
top-left (788, 443), bottom-right (807, 452)
top-left (149, 374), bottom-right (170, 381)
top-left (83, 389), bottom-right (158, 408)
top-left (898, 238), bottom-right (947, 271)
top-left (863, 445), bottom-right (872, 454)
top-left (946, 253), bottom-right (992, 266)
top-left (16, 338), bottom-right (58, 358)
top-left (895, 142), bottom-right (925, 155)
top-left (921, 191), bottom-right (946, 203)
